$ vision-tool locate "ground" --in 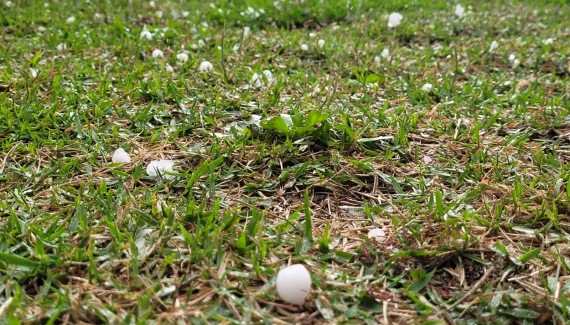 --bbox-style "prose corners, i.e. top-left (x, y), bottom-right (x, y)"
top-left (1, 0), bottom-right (570, 324)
